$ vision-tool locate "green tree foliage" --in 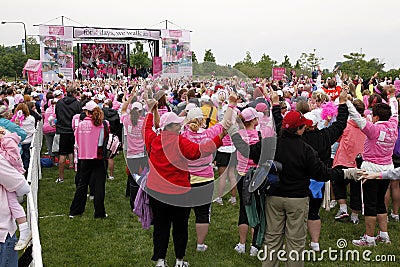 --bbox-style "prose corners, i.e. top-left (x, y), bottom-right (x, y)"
top-left (279, 55), bottom-right (292, 69)
top-left (191, 51), bottom-right (198, 63)
top-left (0, 36), bottom-right (39, 79)
top-left (129, 42), bottom-right (152, 68)
top-left (204, 49), bottom-right (216, 63)
top-left (297, 49), bottom-right (324, 72)
top-left (339, 52), bottom-right (386, 79)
